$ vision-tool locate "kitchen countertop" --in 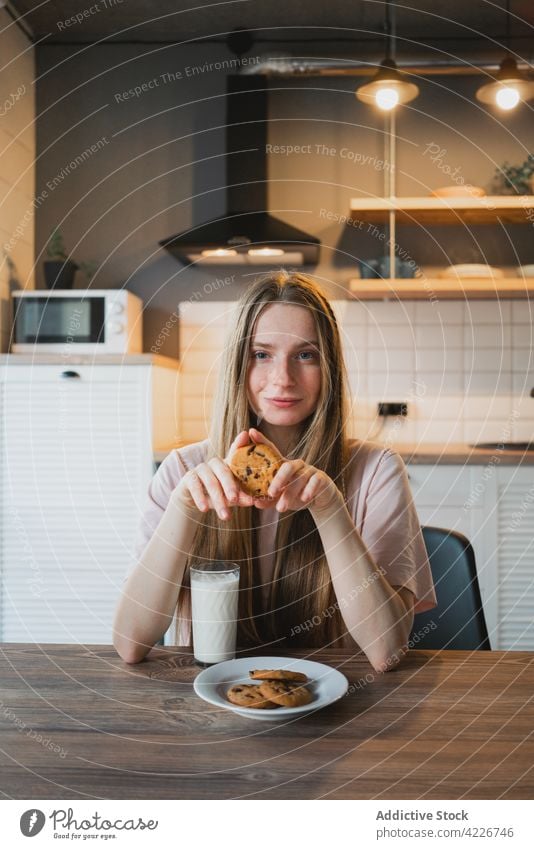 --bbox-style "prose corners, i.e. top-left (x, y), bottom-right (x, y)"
top-left (154, 442), bottom-right (534, 465)
top-left (396, 442), bottom-right (534, 465)
top-left (0, 353), bottom-right (180, 369)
